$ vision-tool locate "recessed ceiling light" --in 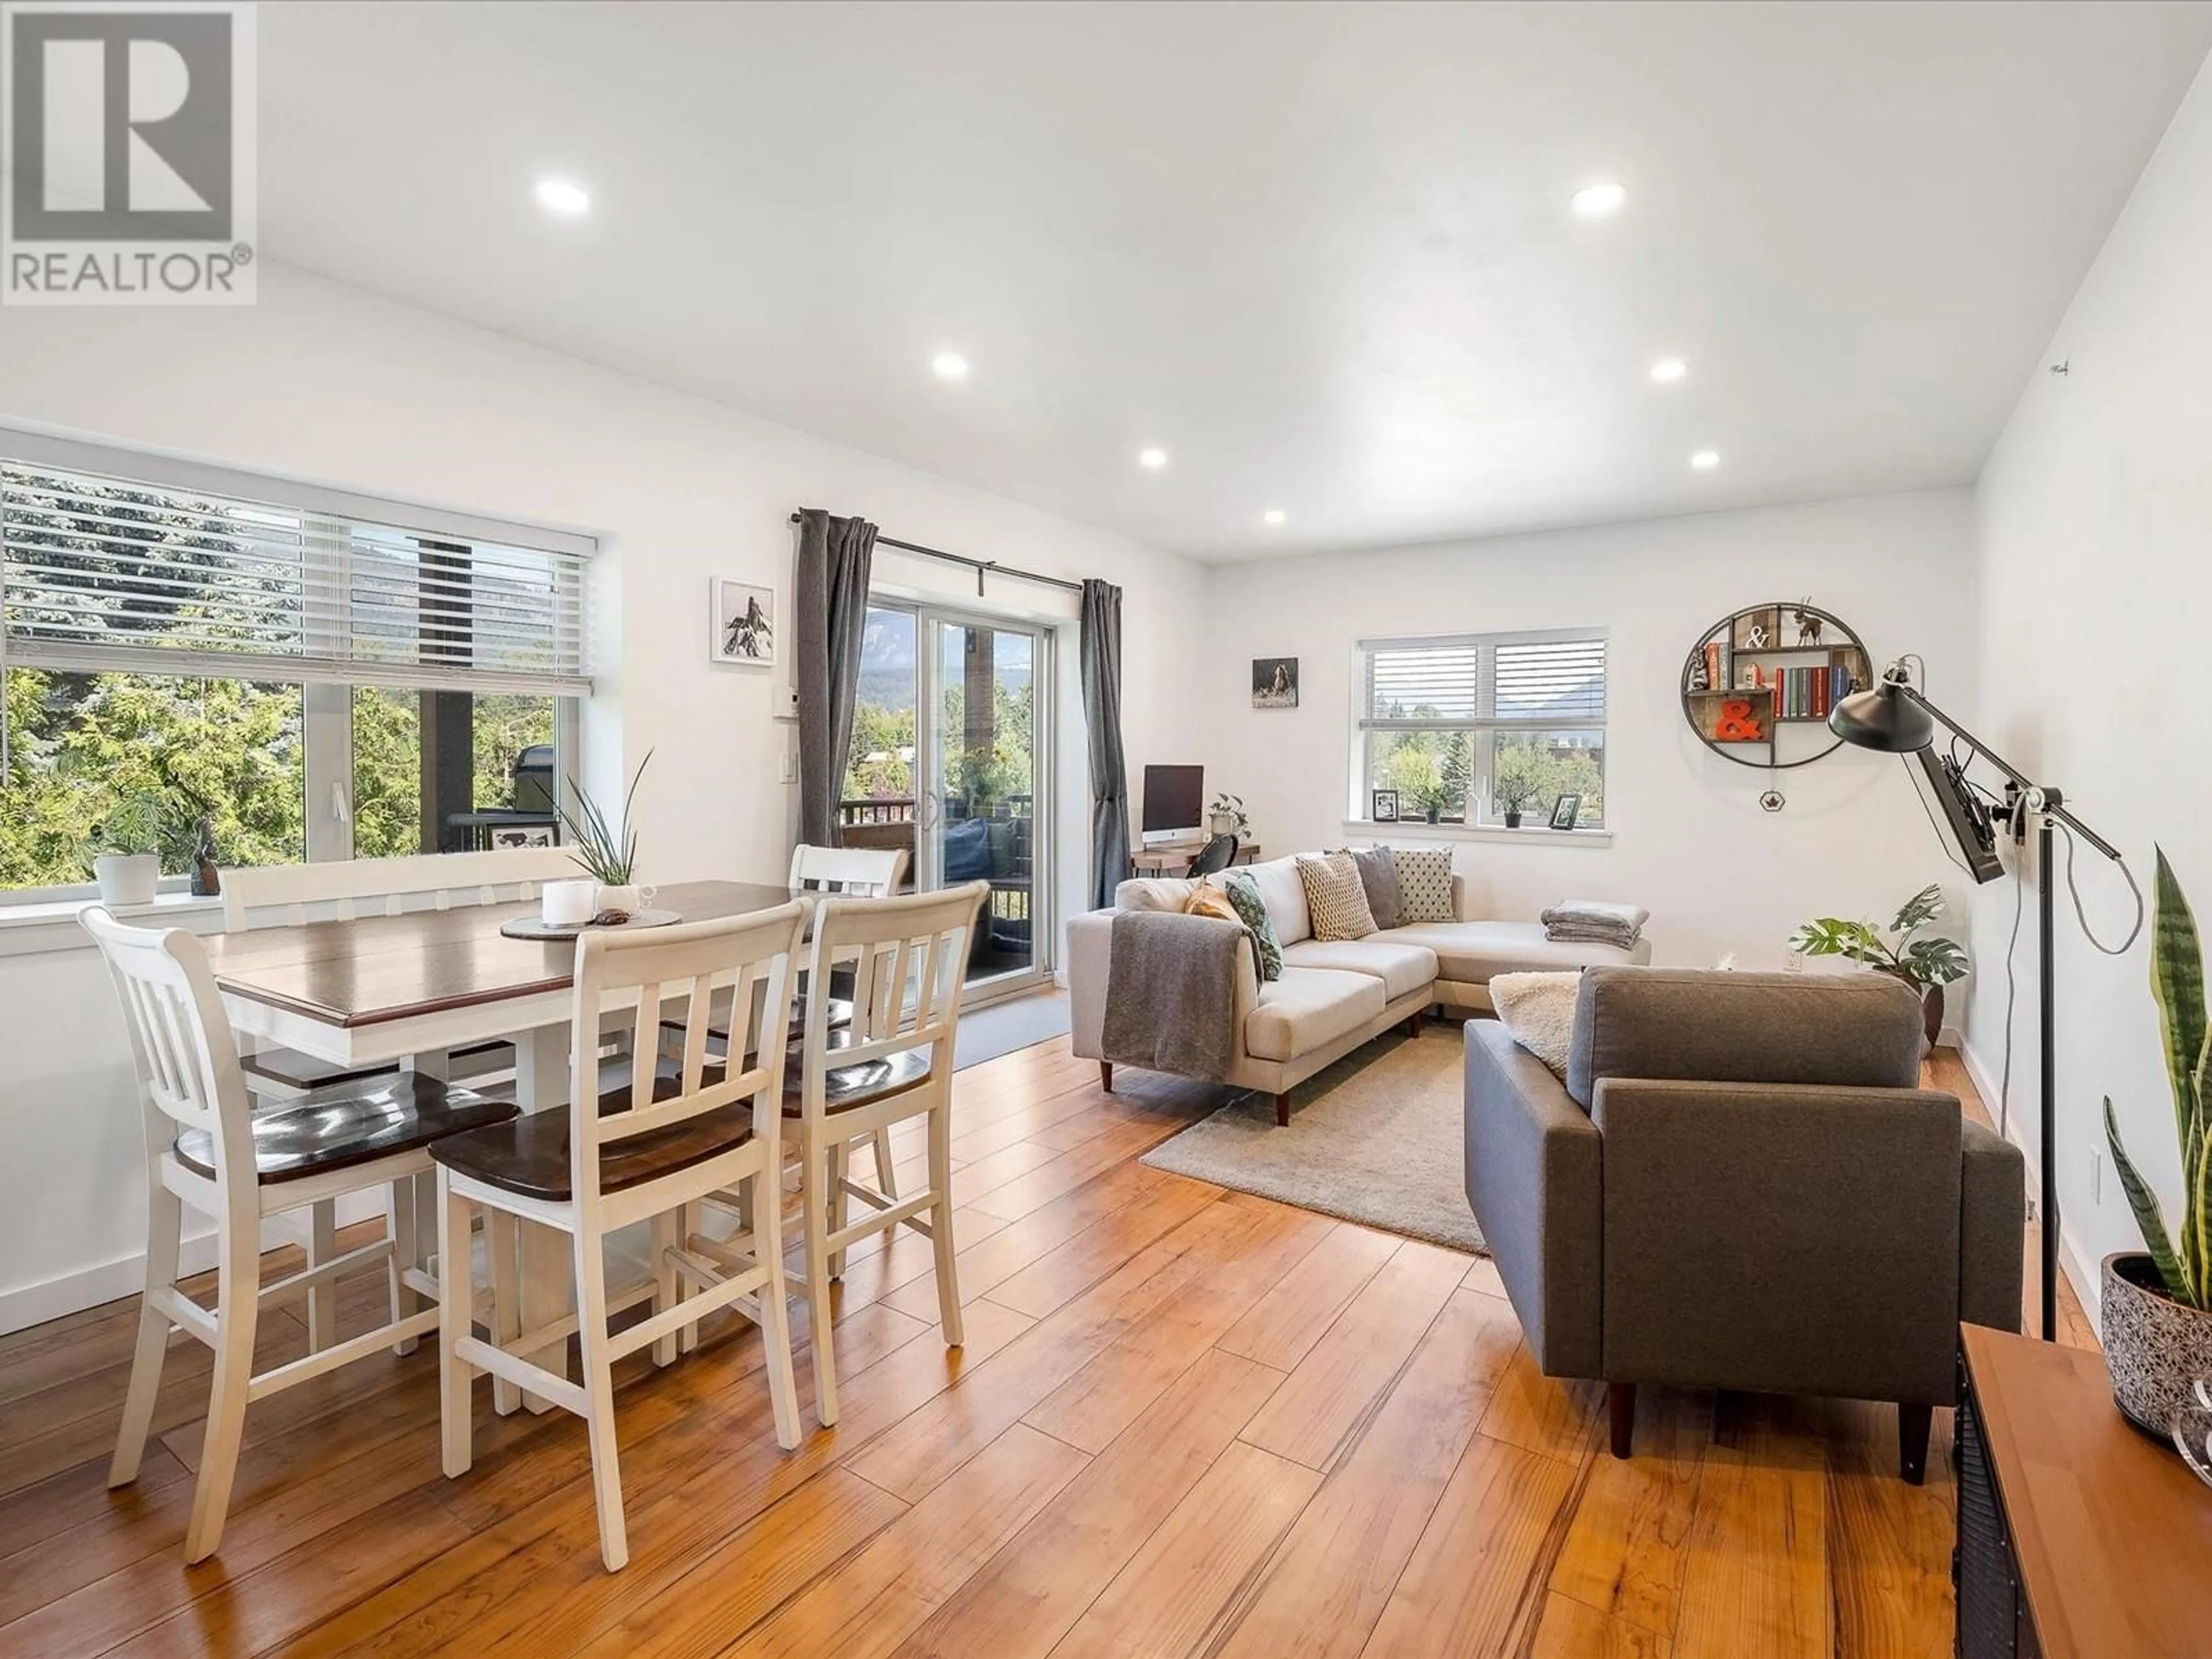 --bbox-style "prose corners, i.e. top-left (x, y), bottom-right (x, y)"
top-left (1138, 448), bottom-right (1168, 470)
top-left (533, 178), bottom-right (590, 217)
top-left (1650, 358), bottom-right (1688, 383)
top-left (1571, 181), bottom-right (1627, 218)
top-left (1263, 509), bottom-right (1286, 525)
top-left (931, 352), bottom-right (969, 381)
top-left (1690, 449), bottom-right (1721, 470)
